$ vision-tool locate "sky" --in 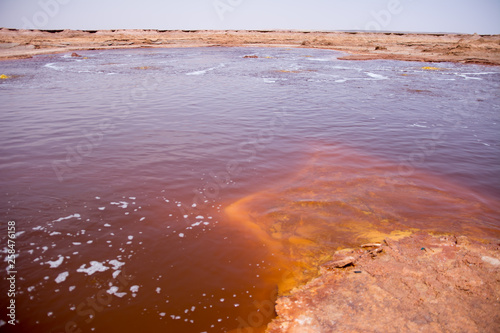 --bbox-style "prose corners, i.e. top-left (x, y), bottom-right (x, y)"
top-left (0, 0), bottom-right (499, 34)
